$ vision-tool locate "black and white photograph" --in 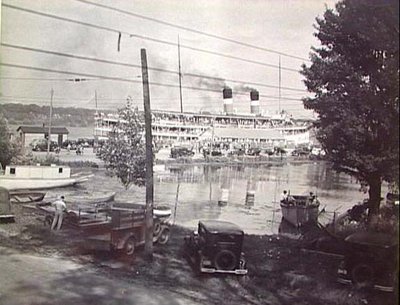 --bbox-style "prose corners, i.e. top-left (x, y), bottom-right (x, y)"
top-left (0, 1), bottom-right (398, 304)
